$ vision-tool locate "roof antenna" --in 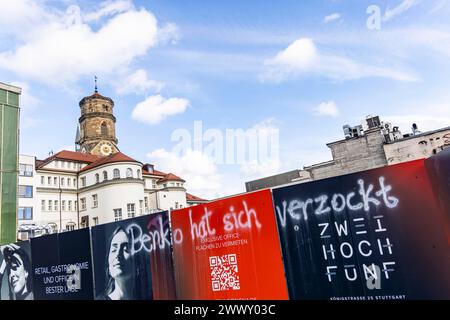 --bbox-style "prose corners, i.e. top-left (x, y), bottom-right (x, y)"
top-left (94, 75), bottom-right (98, 93)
